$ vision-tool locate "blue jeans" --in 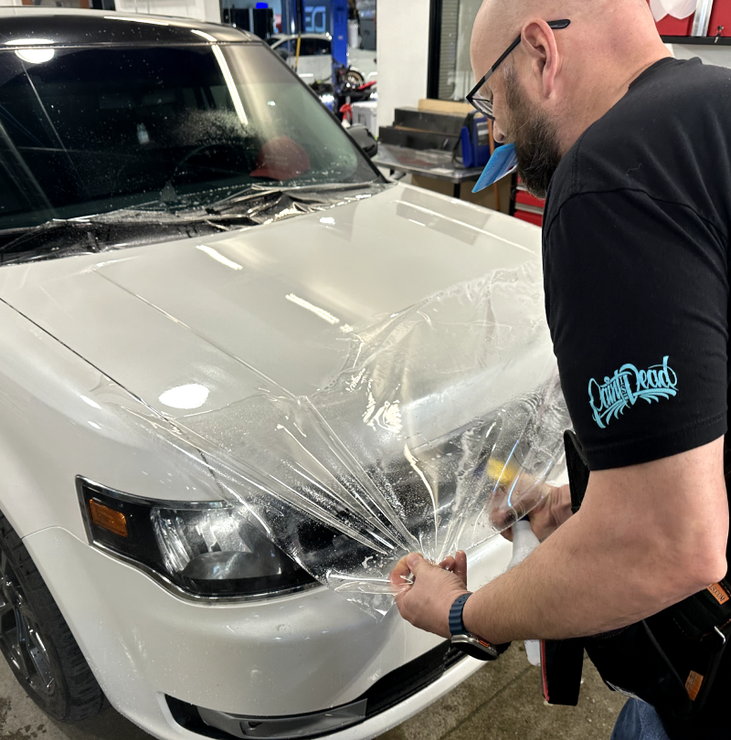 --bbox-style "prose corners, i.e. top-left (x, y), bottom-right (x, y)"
top-left (611, 699), bottom-right (671, 740)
